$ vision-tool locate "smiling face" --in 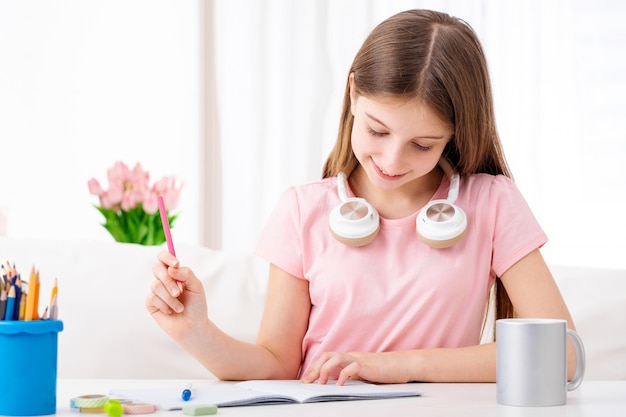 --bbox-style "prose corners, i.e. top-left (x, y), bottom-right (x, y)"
top-left (349, 87), bottom-right (454, 196)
